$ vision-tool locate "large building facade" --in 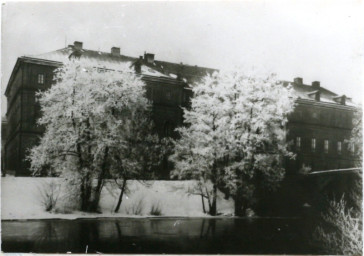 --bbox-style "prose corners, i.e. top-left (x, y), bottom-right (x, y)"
top-left (3, 41), bottom-right (358, 177)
